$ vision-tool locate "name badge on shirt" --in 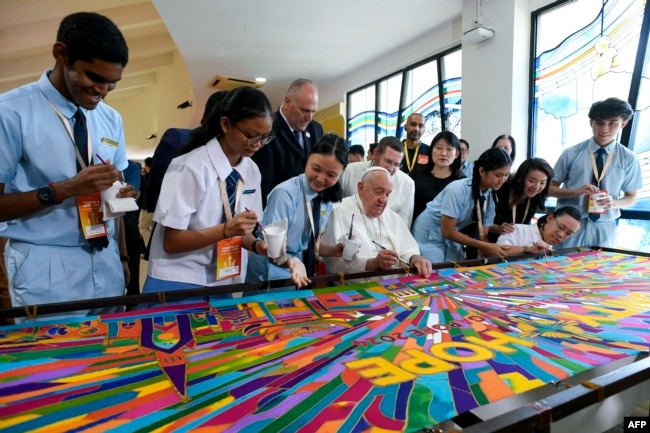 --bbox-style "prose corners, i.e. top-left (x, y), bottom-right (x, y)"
top-left (77, 193), bottom-right (108, 239)
top-left (242, 189), bottom-right (256, 194)
top-left (417, 154), bottom-right (429, 165)
top-left (101, 137), bottom-right (119, 148)
top-left (216, 237), bottom-right (242, 280)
